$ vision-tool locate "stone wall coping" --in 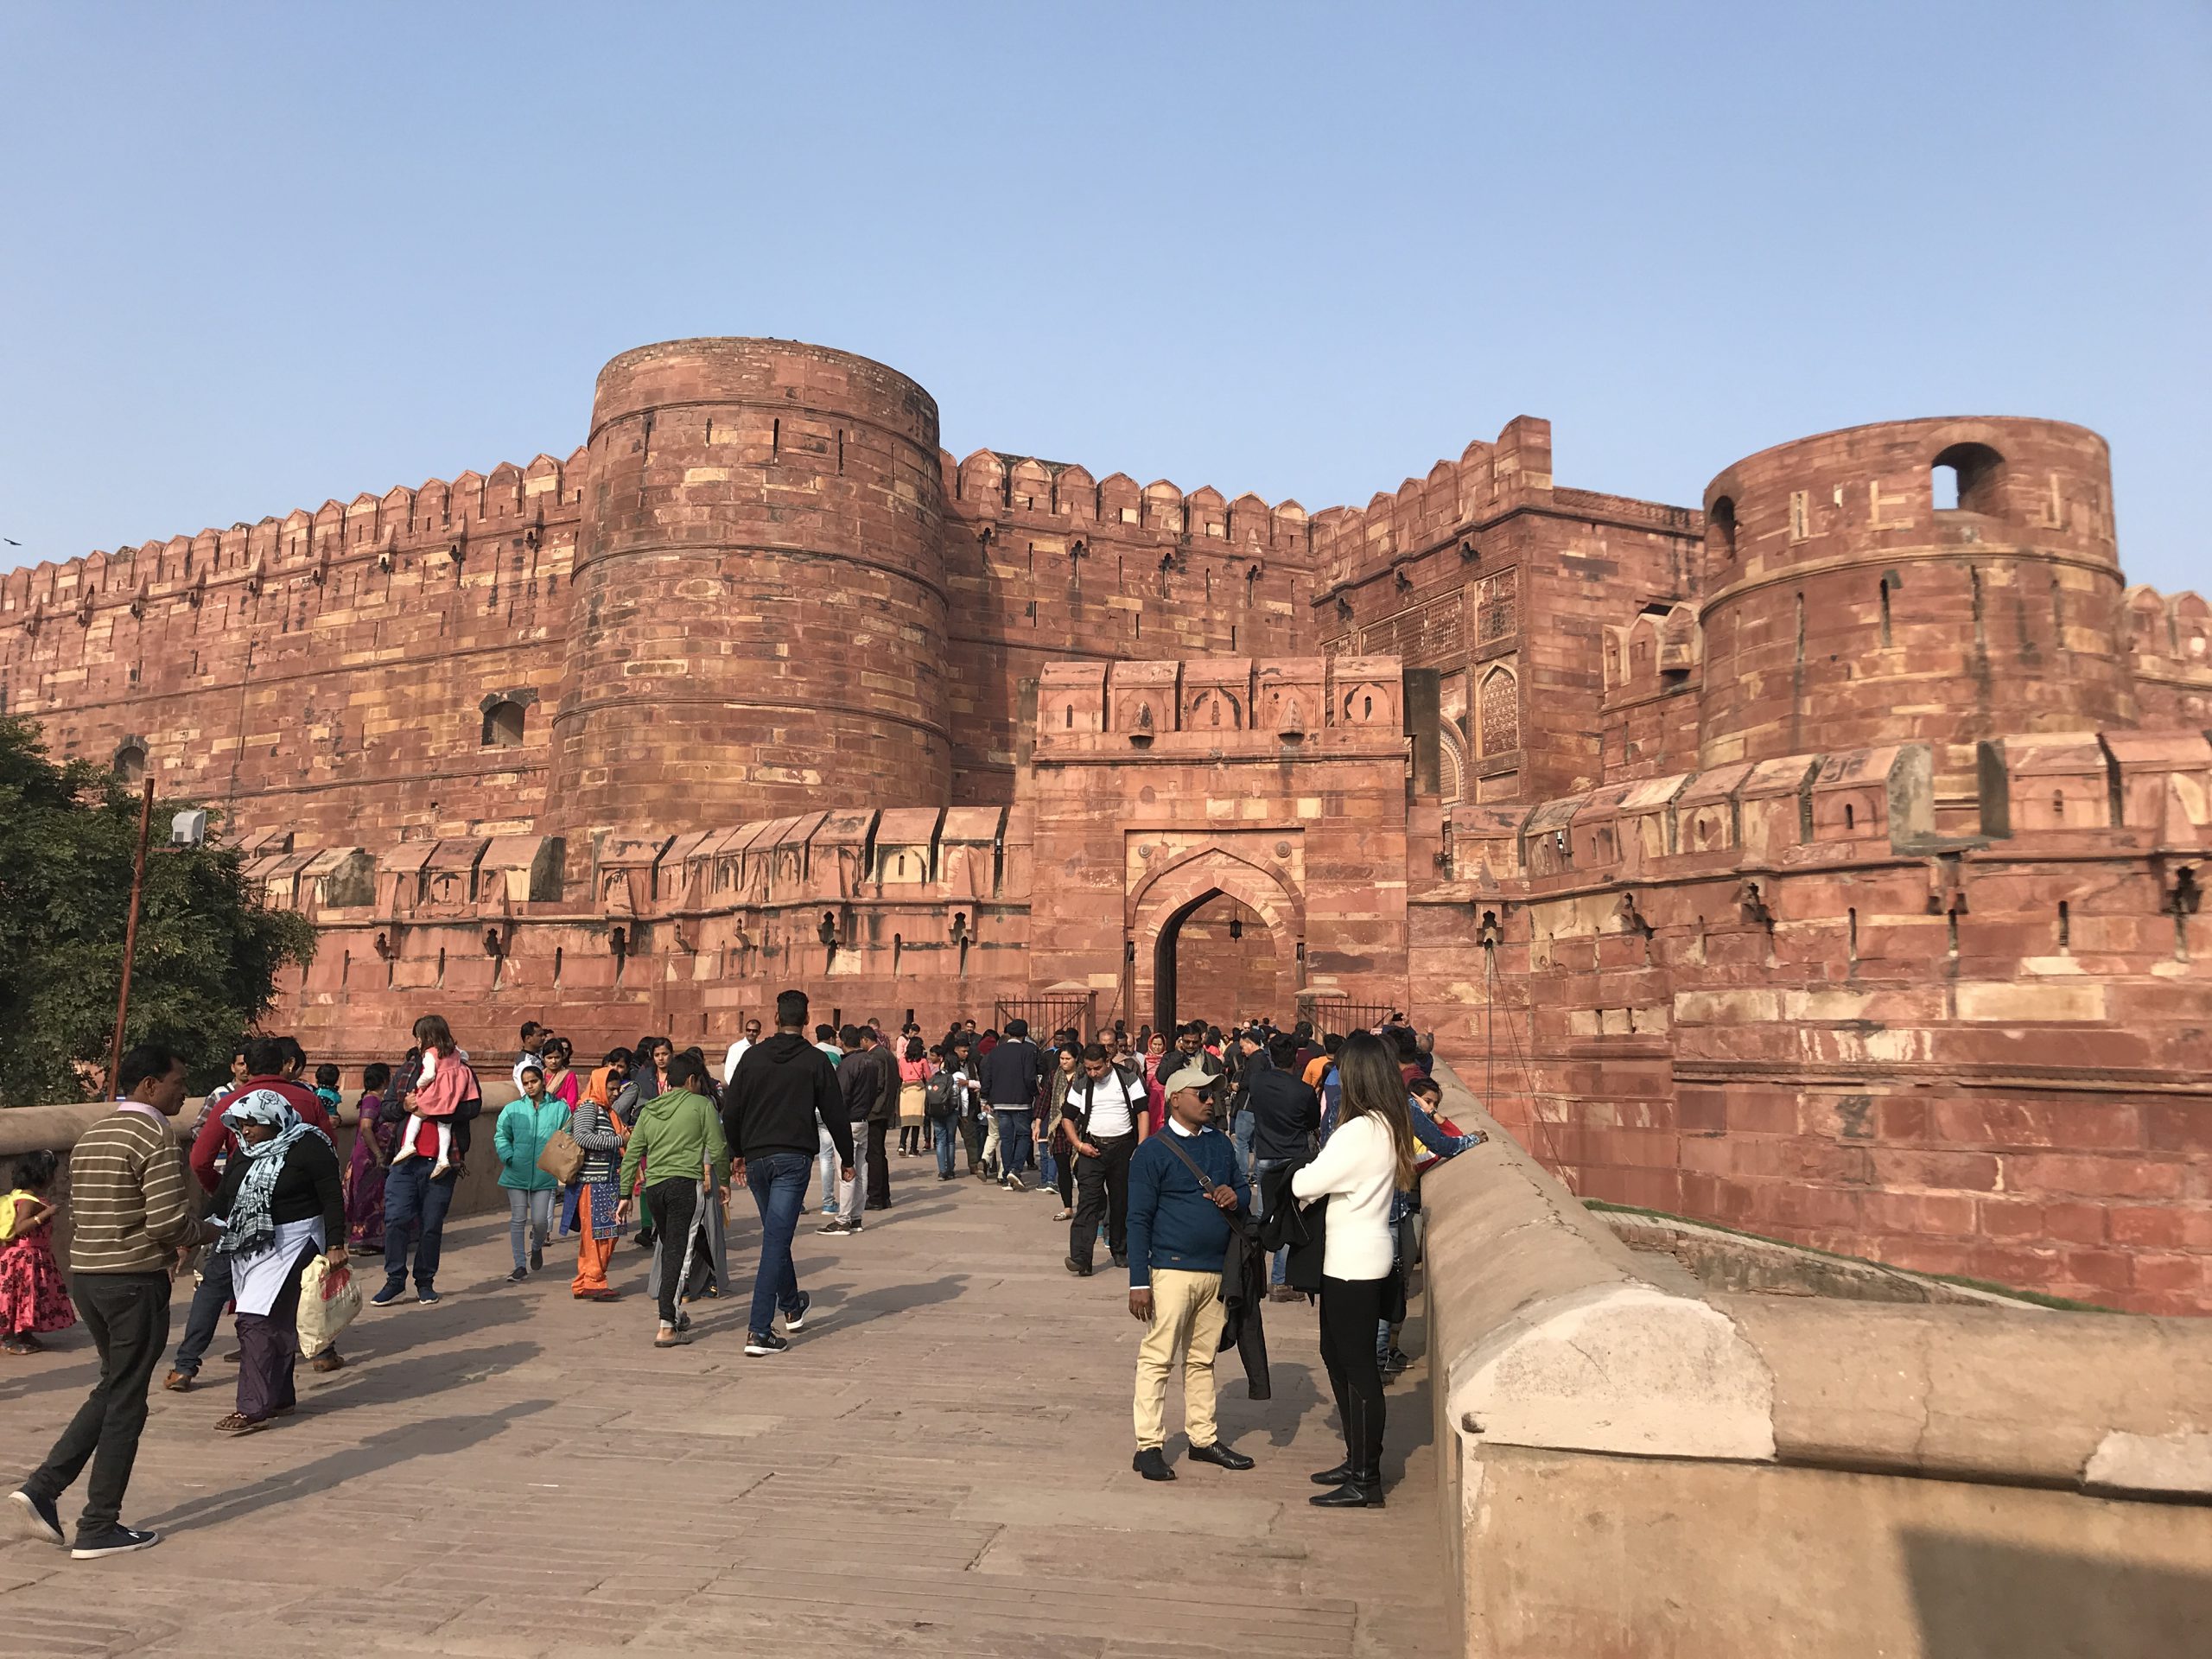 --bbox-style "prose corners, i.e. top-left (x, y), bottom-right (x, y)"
top-left (1424, 1062), bottom-right (2212, 1501)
